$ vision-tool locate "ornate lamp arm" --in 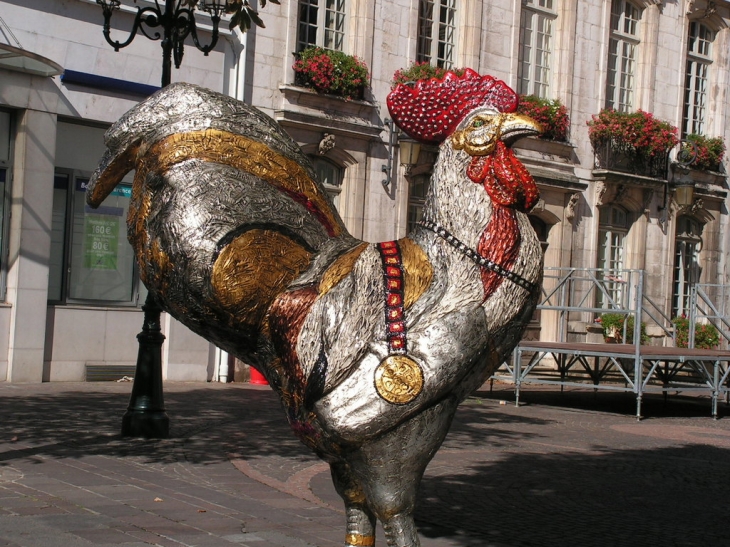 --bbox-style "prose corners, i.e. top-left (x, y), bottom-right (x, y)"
top-left (96, 0), bottom-right (225, 82)
top-left (97, 1), bottom-right (162, 52)
top-left (188, 10), bottom-right (222, 57)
